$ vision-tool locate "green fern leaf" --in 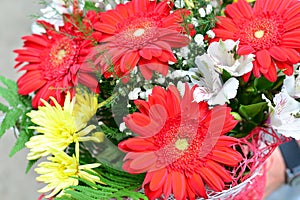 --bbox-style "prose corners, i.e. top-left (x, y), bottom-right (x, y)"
top-left (54, 195), bottom-right (74, 200)
top-left (0, 108), bottom-right (23, 137)
top-left (60, 164), bottom-right (147, 200)
top-left (0, 75), bottom-right (18, 92)
top-left (0, 87), bottom-right (20, 107)
top-left (25, 159), bottom-right (37, 173)
top-left (9, 128), bottom-right (33, 157)
top-left (0, 102), bottom-right (9, 112)
top-left (64, 189), bottom-right (99, 200)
